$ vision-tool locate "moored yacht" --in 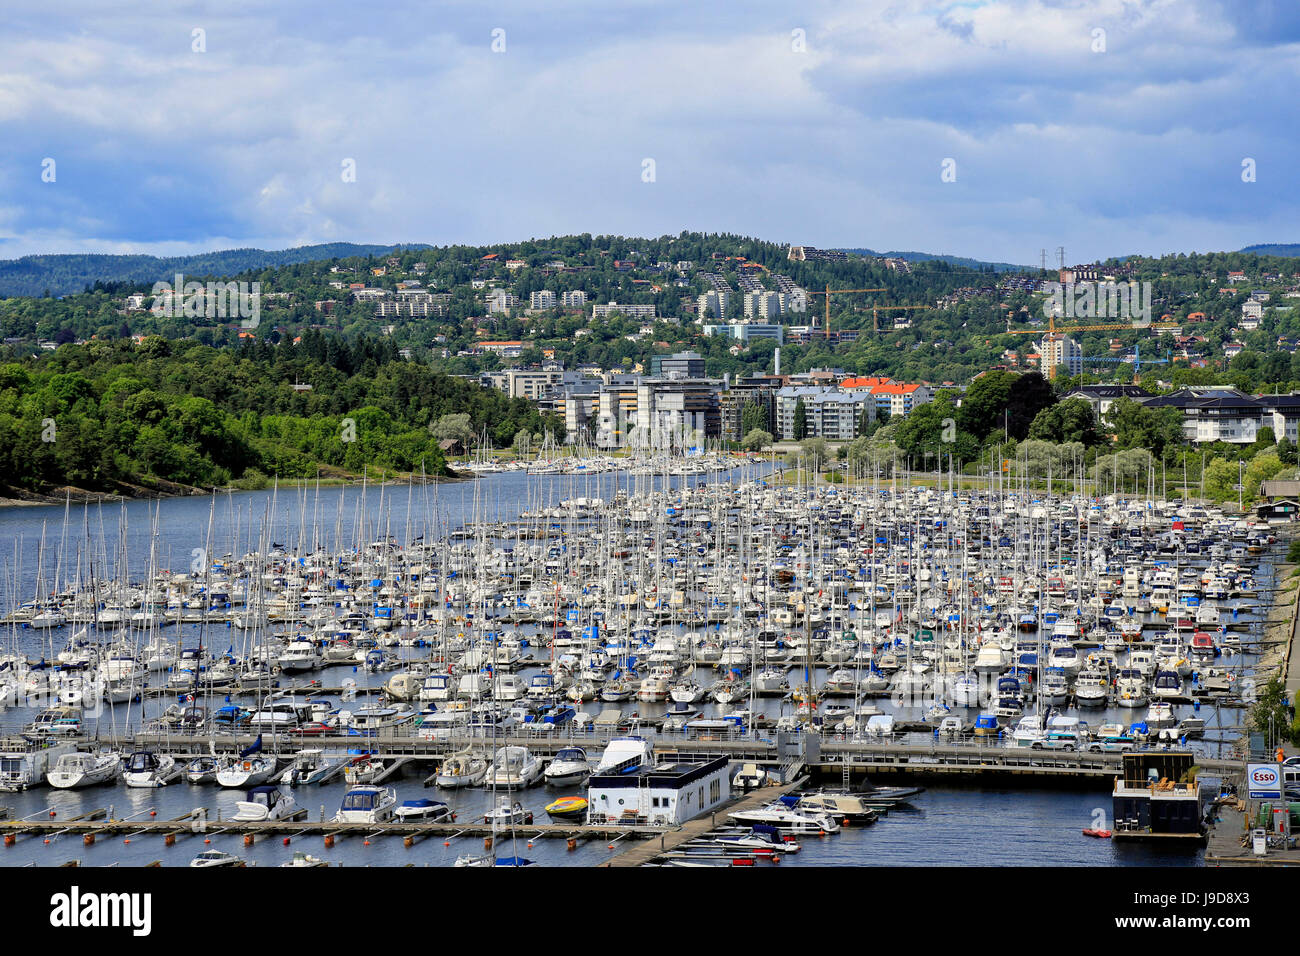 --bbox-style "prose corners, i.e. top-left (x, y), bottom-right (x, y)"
top-left (543, 747), bottom-right (590, 787)
top-left (432, 750), bottom-right (488, 789)
top-left (48, 750), bottom-right (120, 789)
top-left (233, 785), bottom-right (298, 822)
top-left (122, 750), bottom-right (182, 788)
top-left (215, 745), bottom-right (277, 788)
top-left (484, 745), bottom-right (542, 789)
top-left (334, 785), bottom-right (397, 823)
